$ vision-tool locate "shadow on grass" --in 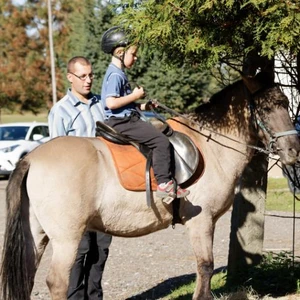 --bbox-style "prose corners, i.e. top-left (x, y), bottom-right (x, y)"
top-left (126, 273), bottom-right (196, 299)
top-left (126, 267), bottom-right (226, 300)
